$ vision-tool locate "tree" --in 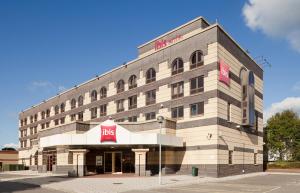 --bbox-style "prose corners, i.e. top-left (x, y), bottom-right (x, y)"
top-left (1, 147), bottom-right (16, 151)
top-left (265, 110), bottom-right (300, 161)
